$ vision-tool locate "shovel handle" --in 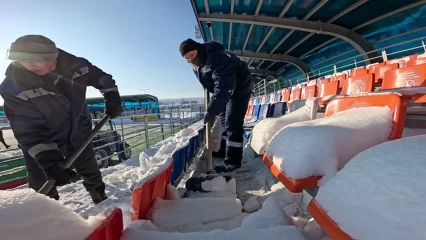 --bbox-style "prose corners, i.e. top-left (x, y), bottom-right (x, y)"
top-left (204, 89), bottom-right (213, 171)
top-left (38, 114), bottom-right (111, 195)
